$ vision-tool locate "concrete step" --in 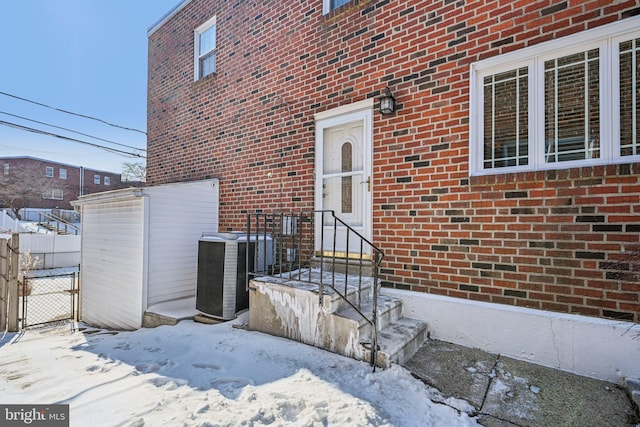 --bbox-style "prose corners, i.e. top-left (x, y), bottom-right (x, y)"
top-left (363, 317), bottom-right (429, 369)
top-left (311, 257), bottom-right (375, 278)
top-left (248, 273), bottom-right (427, 369)
top-left (264, 269), bottom-right (375, 314)
top-left (333, 294), bottom-right (404, 337)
